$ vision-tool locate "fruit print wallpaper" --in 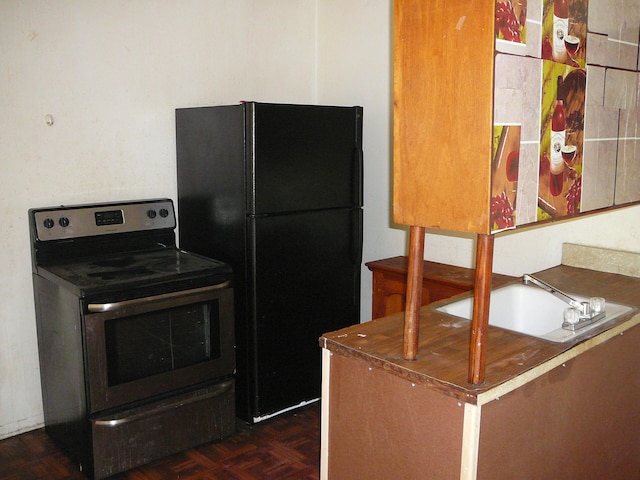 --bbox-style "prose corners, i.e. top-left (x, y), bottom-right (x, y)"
top-left (538, 0), bottom-right (587, 220)
top-left (492, 124), bottom-right (521, 231)
top-left (538, 62), bottom-right (586, 219)
top-left (541, 0), bottom-right (588, 68)
top-left (492, 0), bottom-right (594, 230)
top-left (496, 1), bottom-right (528, 44)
